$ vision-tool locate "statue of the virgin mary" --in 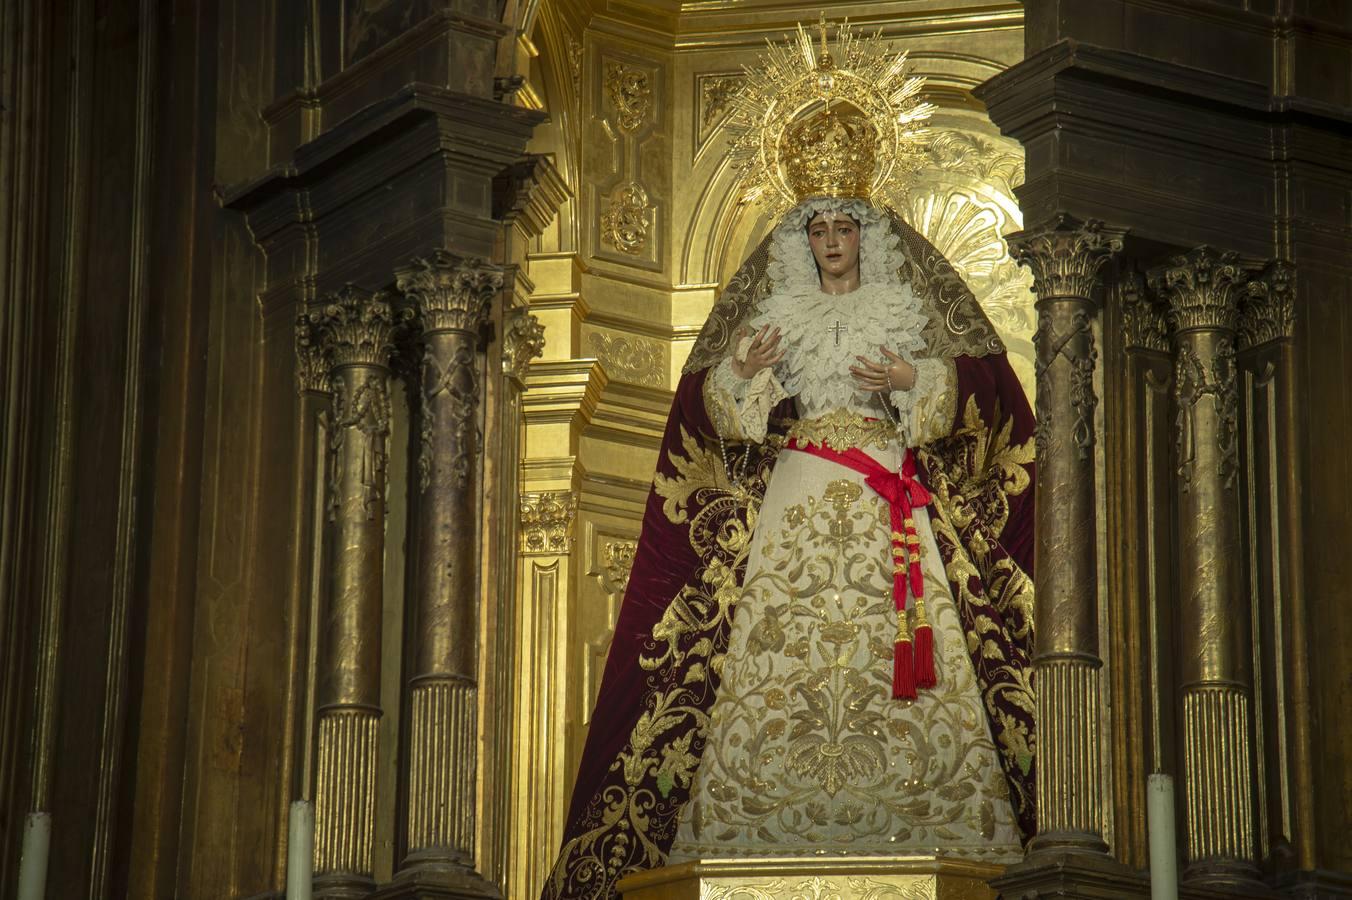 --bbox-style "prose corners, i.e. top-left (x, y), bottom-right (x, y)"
top-left (543, 22), bottom-right (1037, 899)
